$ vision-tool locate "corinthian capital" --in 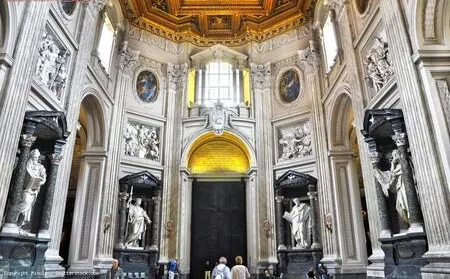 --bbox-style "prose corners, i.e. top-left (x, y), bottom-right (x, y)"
top-left (119, 41), bottom-right (140, 72)
top-left (250, 62), bottom-right (271, 90)
top-left (298, 40), bottom-right (320, 74)
top-left (89, 0), bottom-right (107, 14)
top-left (168, 63), bottom-right (187, 91)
